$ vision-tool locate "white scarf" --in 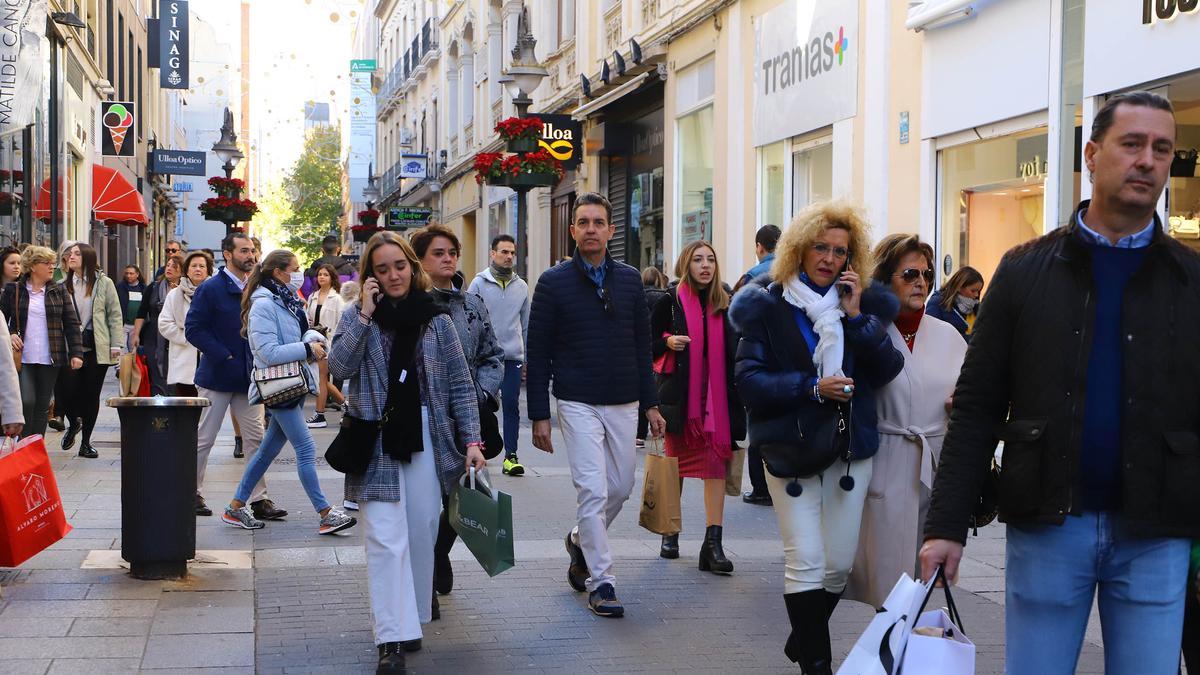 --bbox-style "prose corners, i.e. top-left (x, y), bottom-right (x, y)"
top-left (782, 276), bottom-right (845, 378)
